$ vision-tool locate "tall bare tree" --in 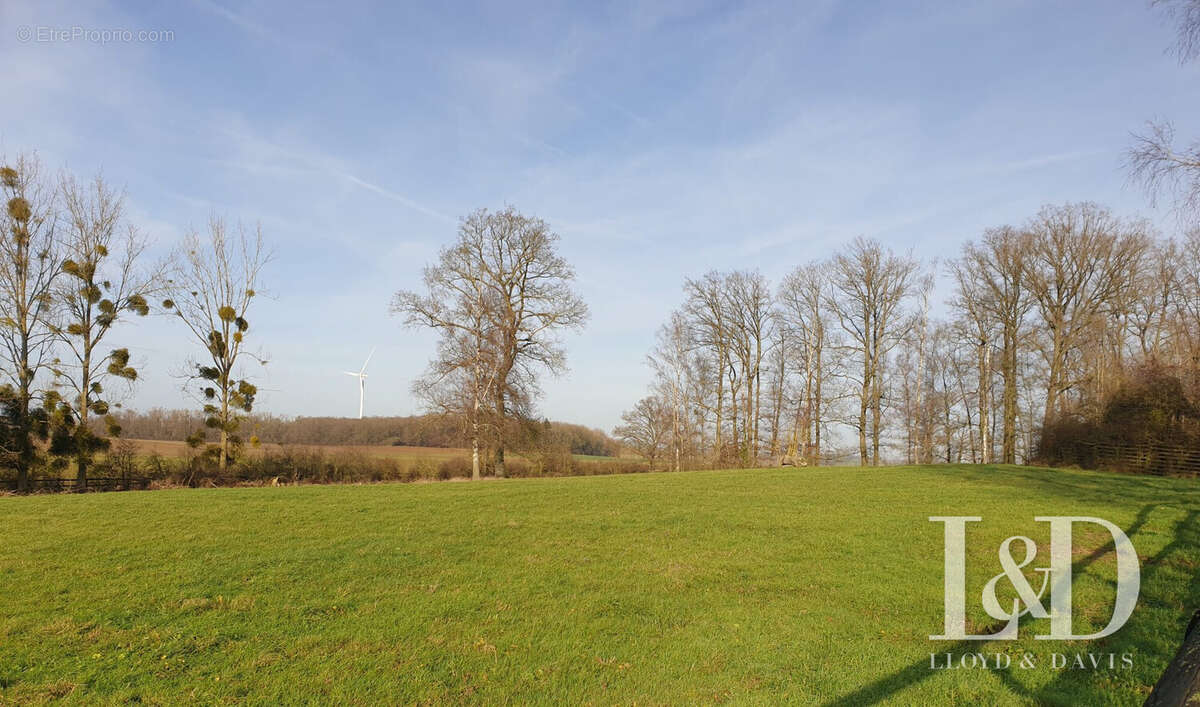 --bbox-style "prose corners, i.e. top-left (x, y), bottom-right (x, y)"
top-left (394, 207), bottom-right (588, 478)
top-left (777, 263), bottom-right (830, 465)
top-left (0, 155), bottom-right (62, 492)
top-left (952, 227), bottom-right (1032, 464)
top-left (911, 271), bottom-right (937, 464)
top-left (393, 223), bottom-right (503, 480)
top-left (952, 251), bottom-right (1003, 466)
top-left (166, 218), bottom-right (269, 474)
top-left (49, 174), bottom-right (161, 490)
top-left (1022, 203), bottom-right (1149, 428)
top-left (827, 237), bottom-right (920, 465)
top-left (684, 272), bottom-right (733, 461)
top-left (648, 312), bottom-right (698, 472)
top-left (725, 270), bottom-right (772, 464)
